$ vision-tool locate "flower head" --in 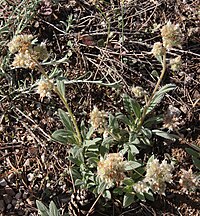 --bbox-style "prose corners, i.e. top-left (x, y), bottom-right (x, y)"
top-left (7, 34), bottom-right (34, 54)
top-left (151, 42), bottom-right (165, 61)
top-left (90, 106), bottom-right (107, 132)
top-left (36, 79), bottom-right (53, 101)
top-left (12, 50), bottom-right (36, 69)
top-left (132, 85), bottom-right (146, 98)
top-left (161, 21), bottom-right (182, 49)
top-left (133, 180), bottom-right (149, 194)
top-left (163, 105), bottom-right (182, 131)
top-left (97, 153), bottom-right (125, 184)
top-left (145, 157), bottom-right (174, 194)
top-left (170, 56), bottom-right (182, 72)
top-left (179, 168), bottom-right (200, 193)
